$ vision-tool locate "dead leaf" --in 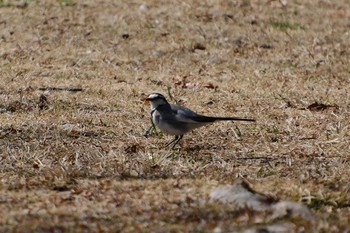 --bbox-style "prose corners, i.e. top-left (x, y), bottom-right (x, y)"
top-left (32, 162), bottom-right (40, 169)
top-left (174, 76), bottom-right (196, 89)
top-left (260, 44), bottom-right (274, 49)
top-left (125, 144), bottom-right (138, 154)
top-left (38, 94), bottom-right (49, 110)
top-left (306, 102), bottom-right (338, 112)
top-left (202, 83), bottom-right (217, 89)
top-left (192, 42), bottom-right (206, 52)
